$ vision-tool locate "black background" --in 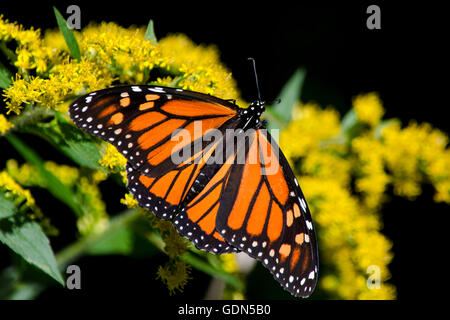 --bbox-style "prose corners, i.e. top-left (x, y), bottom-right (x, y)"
top-left (0, 0), bottom-right (447, 302)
